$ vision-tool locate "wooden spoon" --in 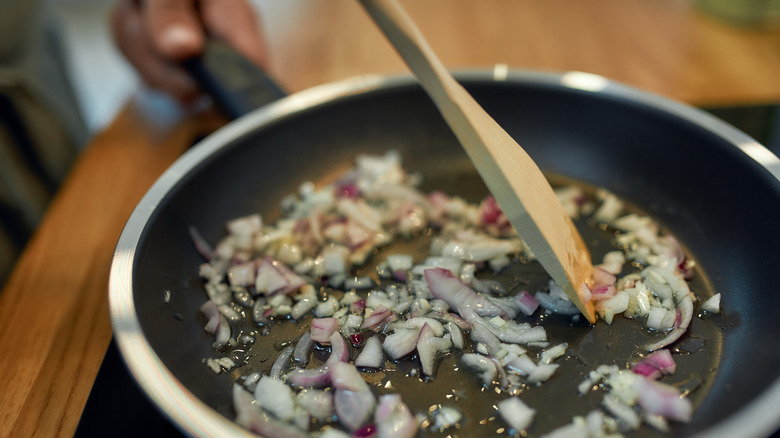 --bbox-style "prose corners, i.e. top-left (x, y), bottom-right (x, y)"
top-left (358, 0), bottom-right (596, 322)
